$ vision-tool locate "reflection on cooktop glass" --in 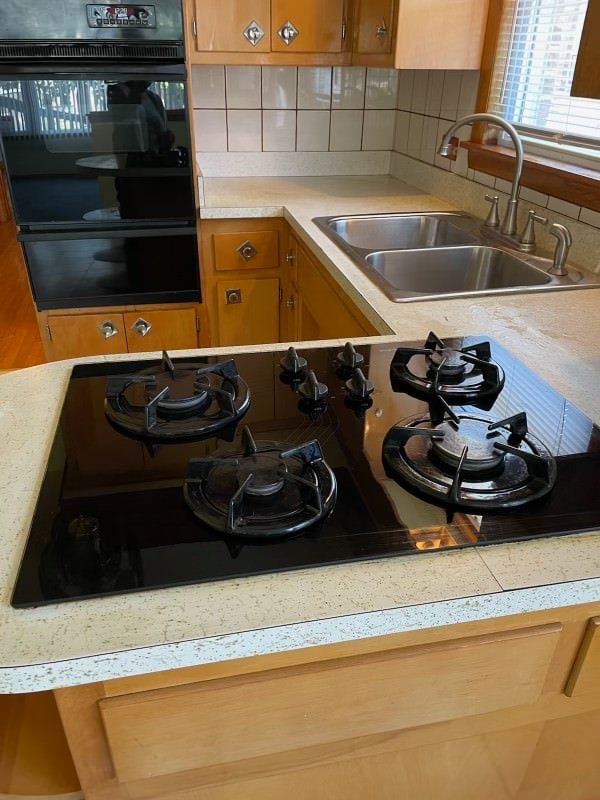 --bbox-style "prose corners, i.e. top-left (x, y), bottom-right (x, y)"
top-left (12, 335), bottom-right (600, 607)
